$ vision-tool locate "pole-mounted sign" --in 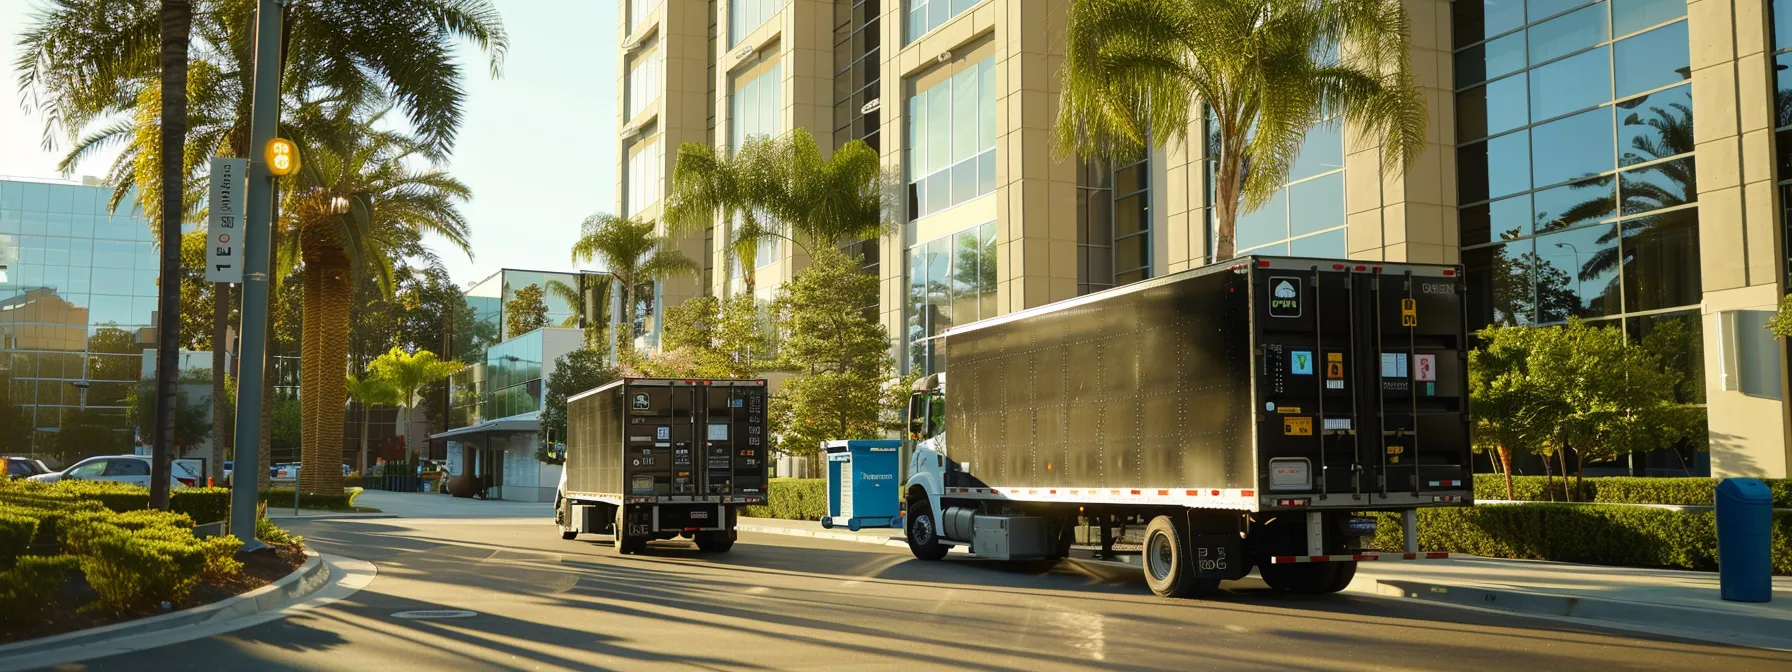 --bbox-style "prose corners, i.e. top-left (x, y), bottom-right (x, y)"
top-left (264, 137), bottom-right (300, 176)
top-left (205, 157), bottom-right (248, 283)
